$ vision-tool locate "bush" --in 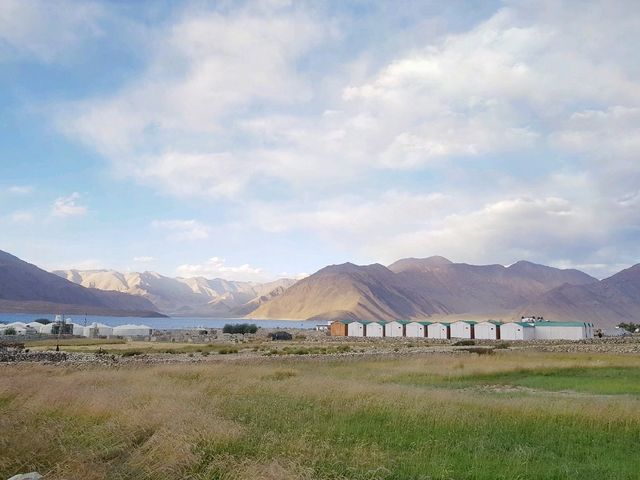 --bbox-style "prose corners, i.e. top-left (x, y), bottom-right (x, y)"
top-left (218, 348), bottom-right (239, 355)
top-left (222, 323), bottom-right (258, 334)
top-left (4, 327), bottom-right (17, 335)
top-left (121, 350), bottom-right (144, 357)
top-left (453, 340), bottom-right (476, 346)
